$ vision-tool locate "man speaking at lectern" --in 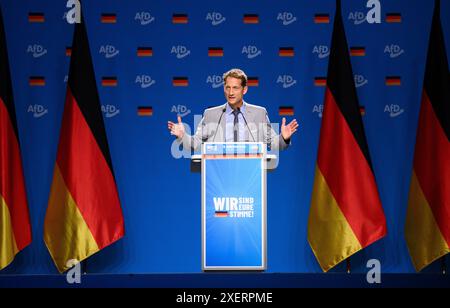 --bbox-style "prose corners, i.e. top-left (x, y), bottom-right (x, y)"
top-left (167, 68), bottom-right (299, 151)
